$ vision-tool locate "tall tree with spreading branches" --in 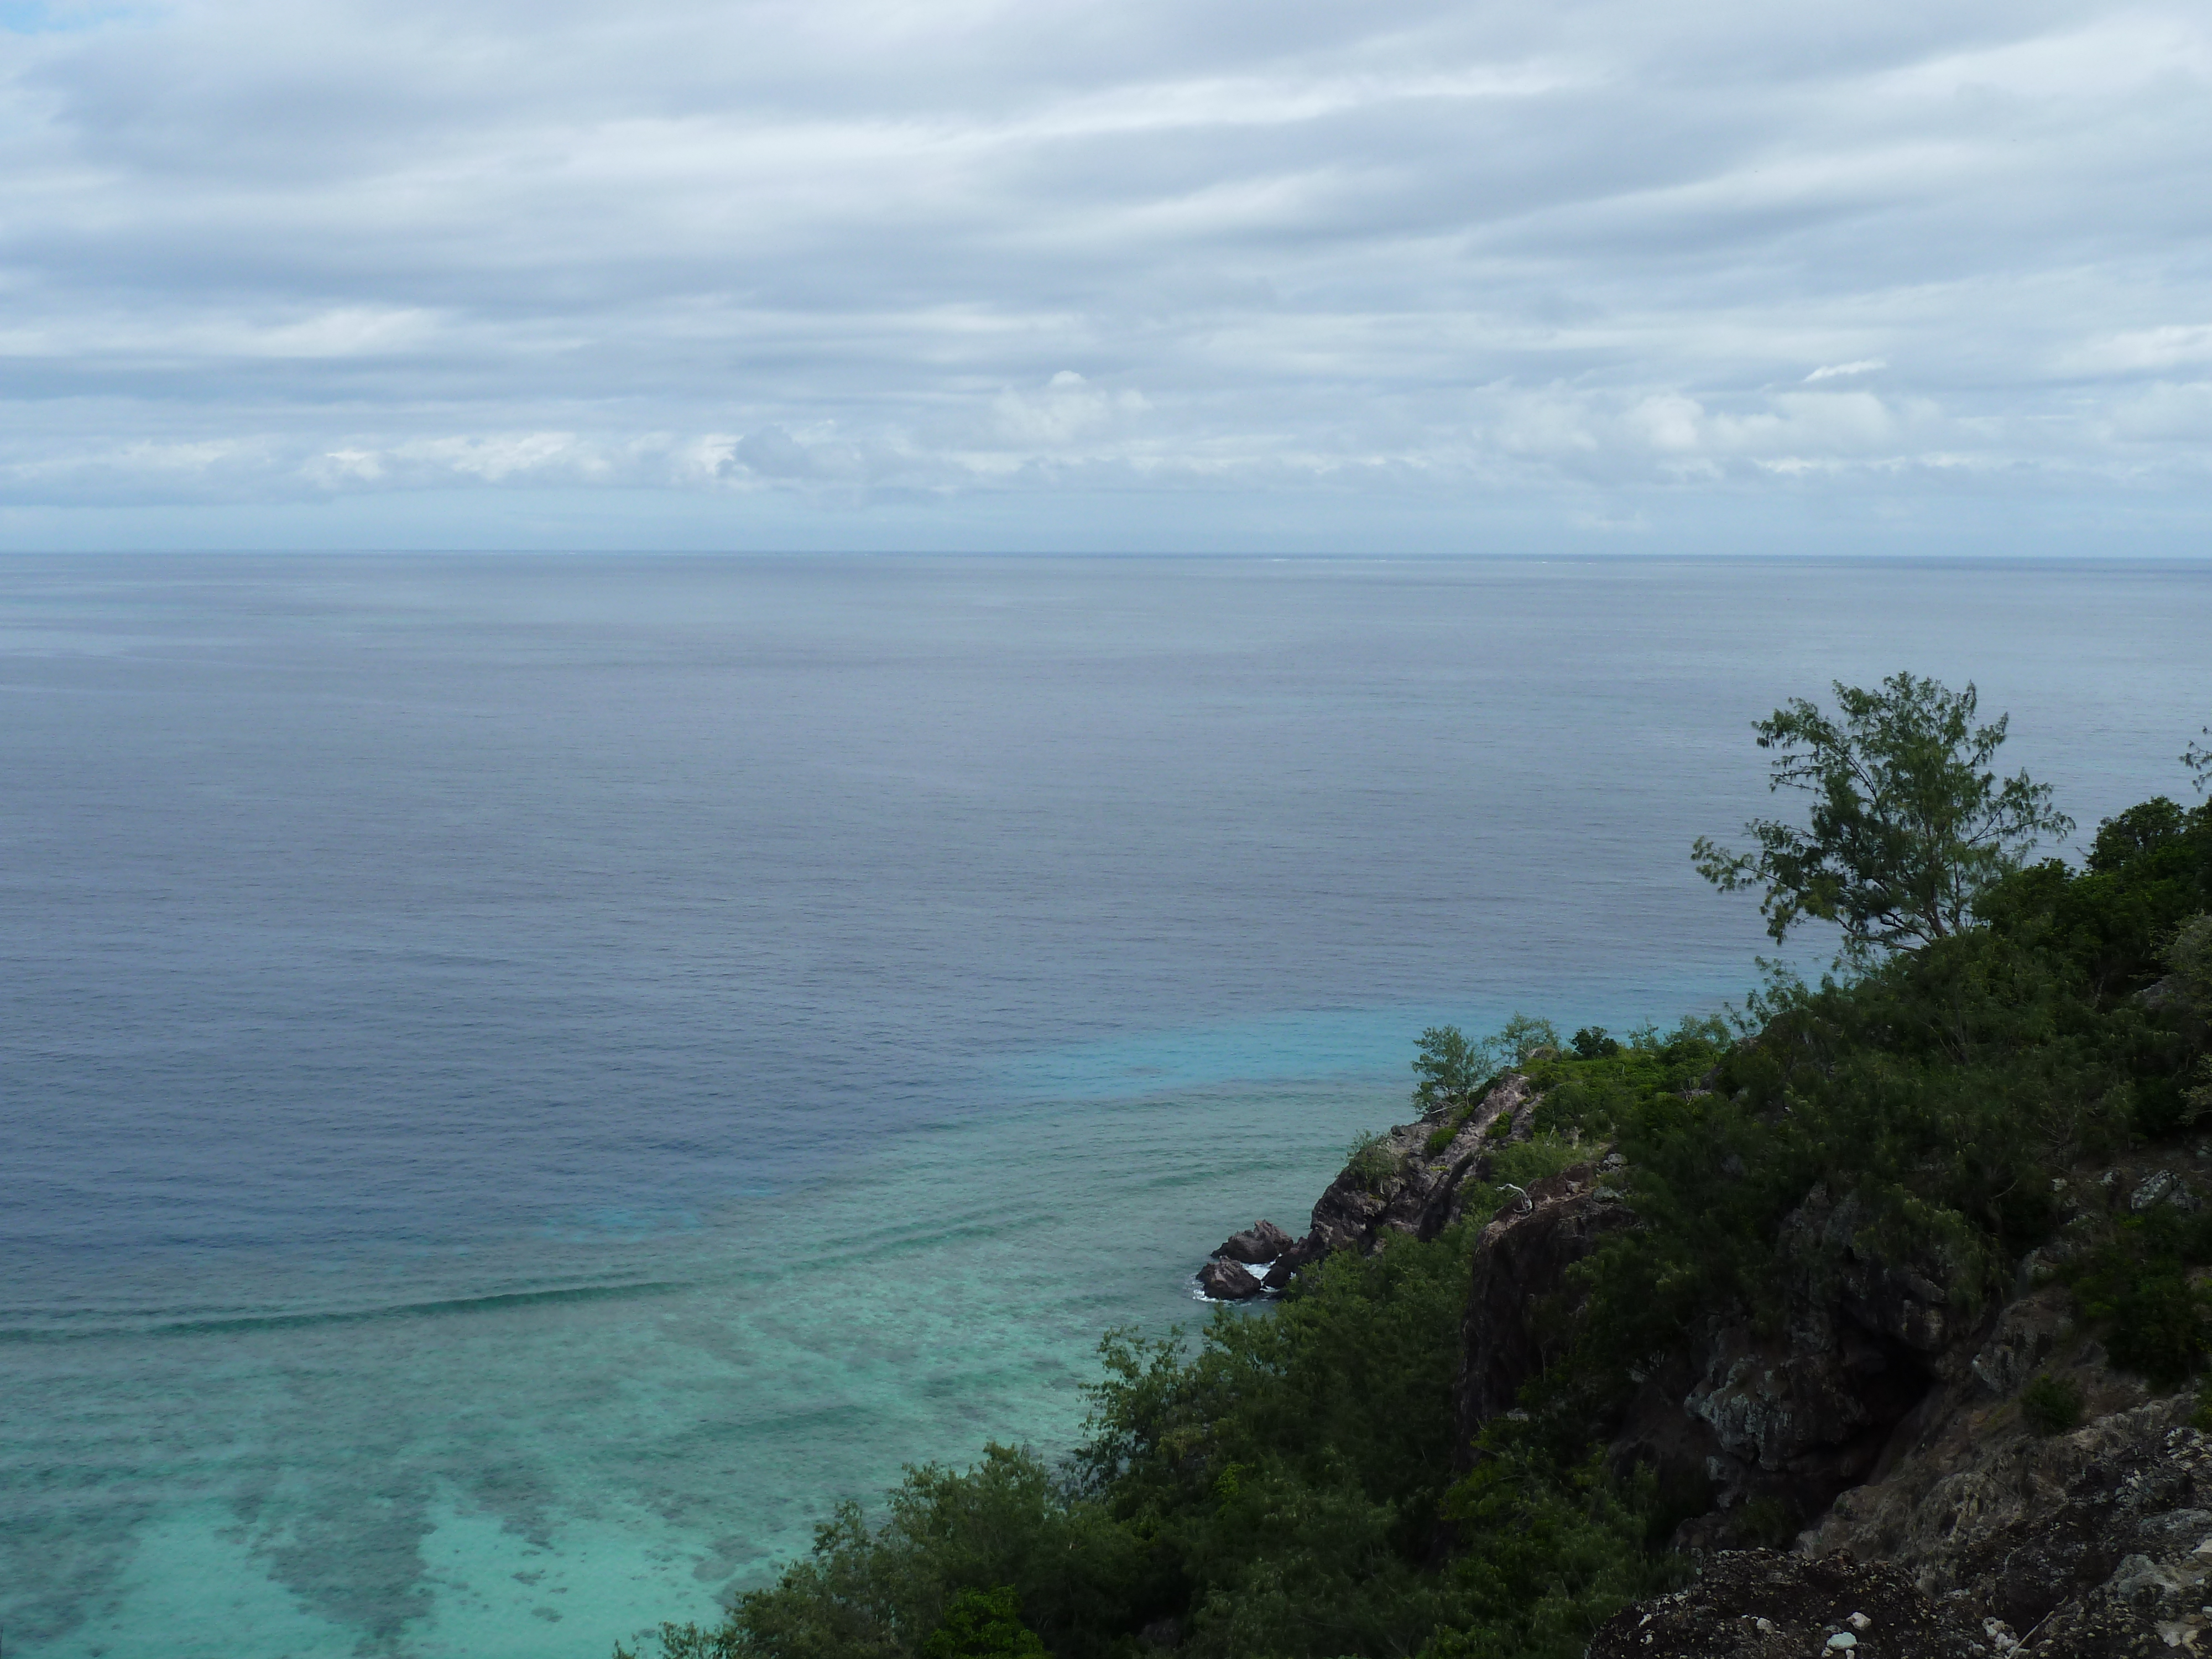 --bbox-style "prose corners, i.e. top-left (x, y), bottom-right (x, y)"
top-left (1693, 672), bottom-right (2073, 955)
